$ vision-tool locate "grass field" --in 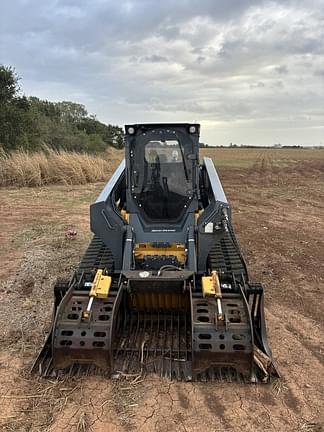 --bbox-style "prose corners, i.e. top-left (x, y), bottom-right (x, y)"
top-left (201, 147), bottom-right (324, 168)
top-left (1, 147), bottom-right (323, 187)
top-left (0, 148), bottom-right (323, 432)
